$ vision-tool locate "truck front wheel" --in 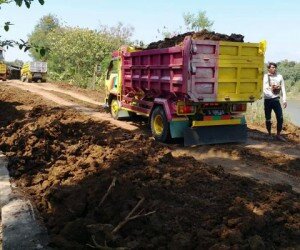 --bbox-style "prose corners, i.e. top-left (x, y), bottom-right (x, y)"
top-left (151, 106), bottom-right (170, 142)
top-left (110, 98), bottom-right (120, 120)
